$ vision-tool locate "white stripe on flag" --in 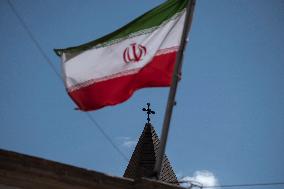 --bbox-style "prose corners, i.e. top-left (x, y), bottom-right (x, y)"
top-left (62, 11), bottom-right (186, 90)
